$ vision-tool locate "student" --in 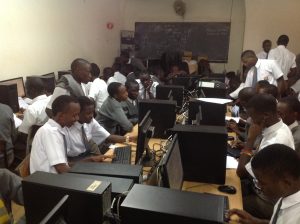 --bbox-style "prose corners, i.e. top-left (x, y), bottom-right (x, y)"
top-left (0, 103), bottom-right (17, 168)
top-left (46, 58), bottom-right (92, 116)
top-left (30, 95), bottom-right (81, 174)
top-left (88, 63), bottom-right (109, 113)
top-left (229, 144), bottom-right (300, 224)
top-left (107, 62), bottom-right (127, 85)
top-left (0, 168), bottom-right (24, 223)
top-left (257, 84), bottom-right (279, 99)
top-left (120, 51), bottom-right (147, 72)
top-left (241, 50), bottom-right (285, 95)
top-left (268, 35), bottom-right (297, 80)
top-left (288, 54), bottom-right (300, 96)
top-left (65, 96), bottom-right (134, 161)
top-left (121, 80), bottom-right (139, 125)
top-left (255, 80), bottom-right (270, 93)
top-left (256, 39), bottom-right (272, 59)
top-left (277, 96), bottom-right (300, 153)
top-left (137, 72), bottom-right (159, 99)
top-left (82, 62), bottom-right (99, 96)
top-left (102, 67), bottom-right (114, 83)
top-left (97, 82), bottom-right (133, 134)
top-left (198, 58), bottom-right (212, 76)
